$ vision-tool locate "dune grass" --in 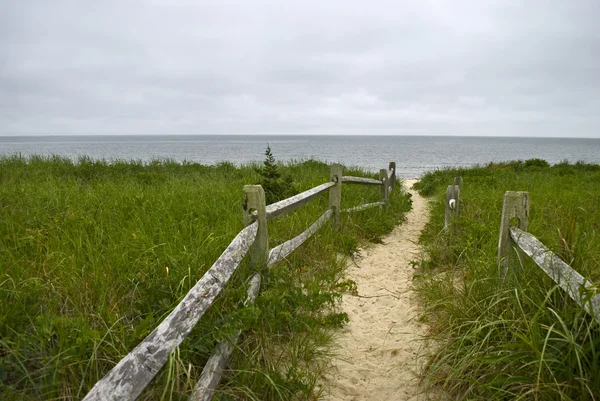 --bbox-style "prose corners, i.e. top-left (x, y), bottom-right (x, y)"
top-left (413, 160), bottom-right (600, 400)
top-left (0, 155), bottom-right (411, 400)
